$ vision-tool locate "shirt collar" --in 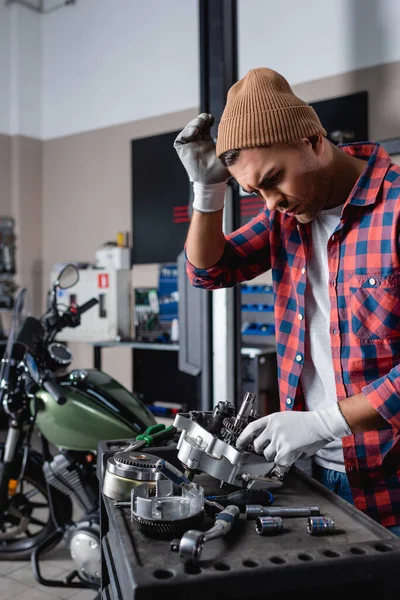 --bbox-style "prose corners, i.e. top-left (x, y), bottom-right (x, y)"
top-left (339, 141), bottom-right (392, 207)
